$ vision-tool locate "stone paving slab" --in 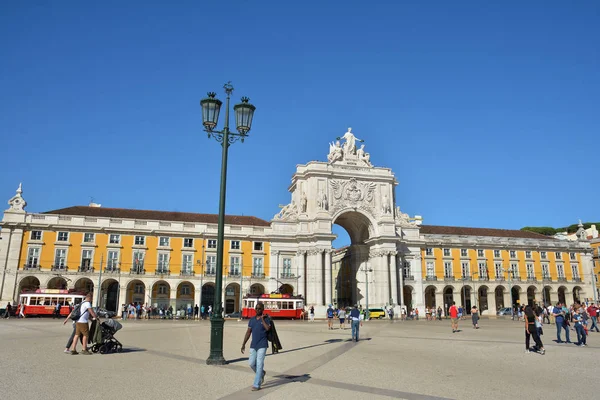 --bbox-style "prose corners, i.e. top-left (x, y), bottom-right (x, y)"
top-left (0, 317), bottom-right (598, 400)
